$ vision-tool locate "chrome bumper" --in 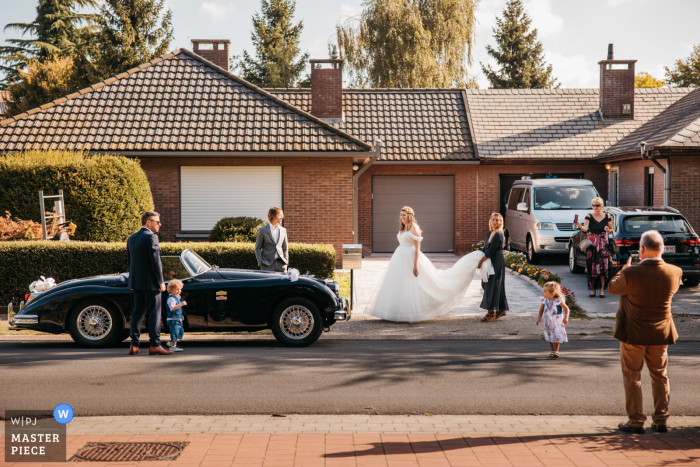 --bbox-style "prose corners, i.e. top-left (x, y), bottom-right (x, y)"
top-left (10, 314), bottom-right (39, 325)
top-left (334, 297), bottom-right (351, 321)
